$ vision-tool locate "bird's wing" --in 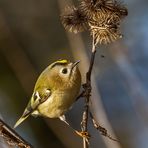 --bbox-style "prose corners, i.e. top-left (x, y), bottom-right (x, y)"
top-left (23, 89), bottom-right (51, 117)
top-left (14, 89), bottom-right (51, 128)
